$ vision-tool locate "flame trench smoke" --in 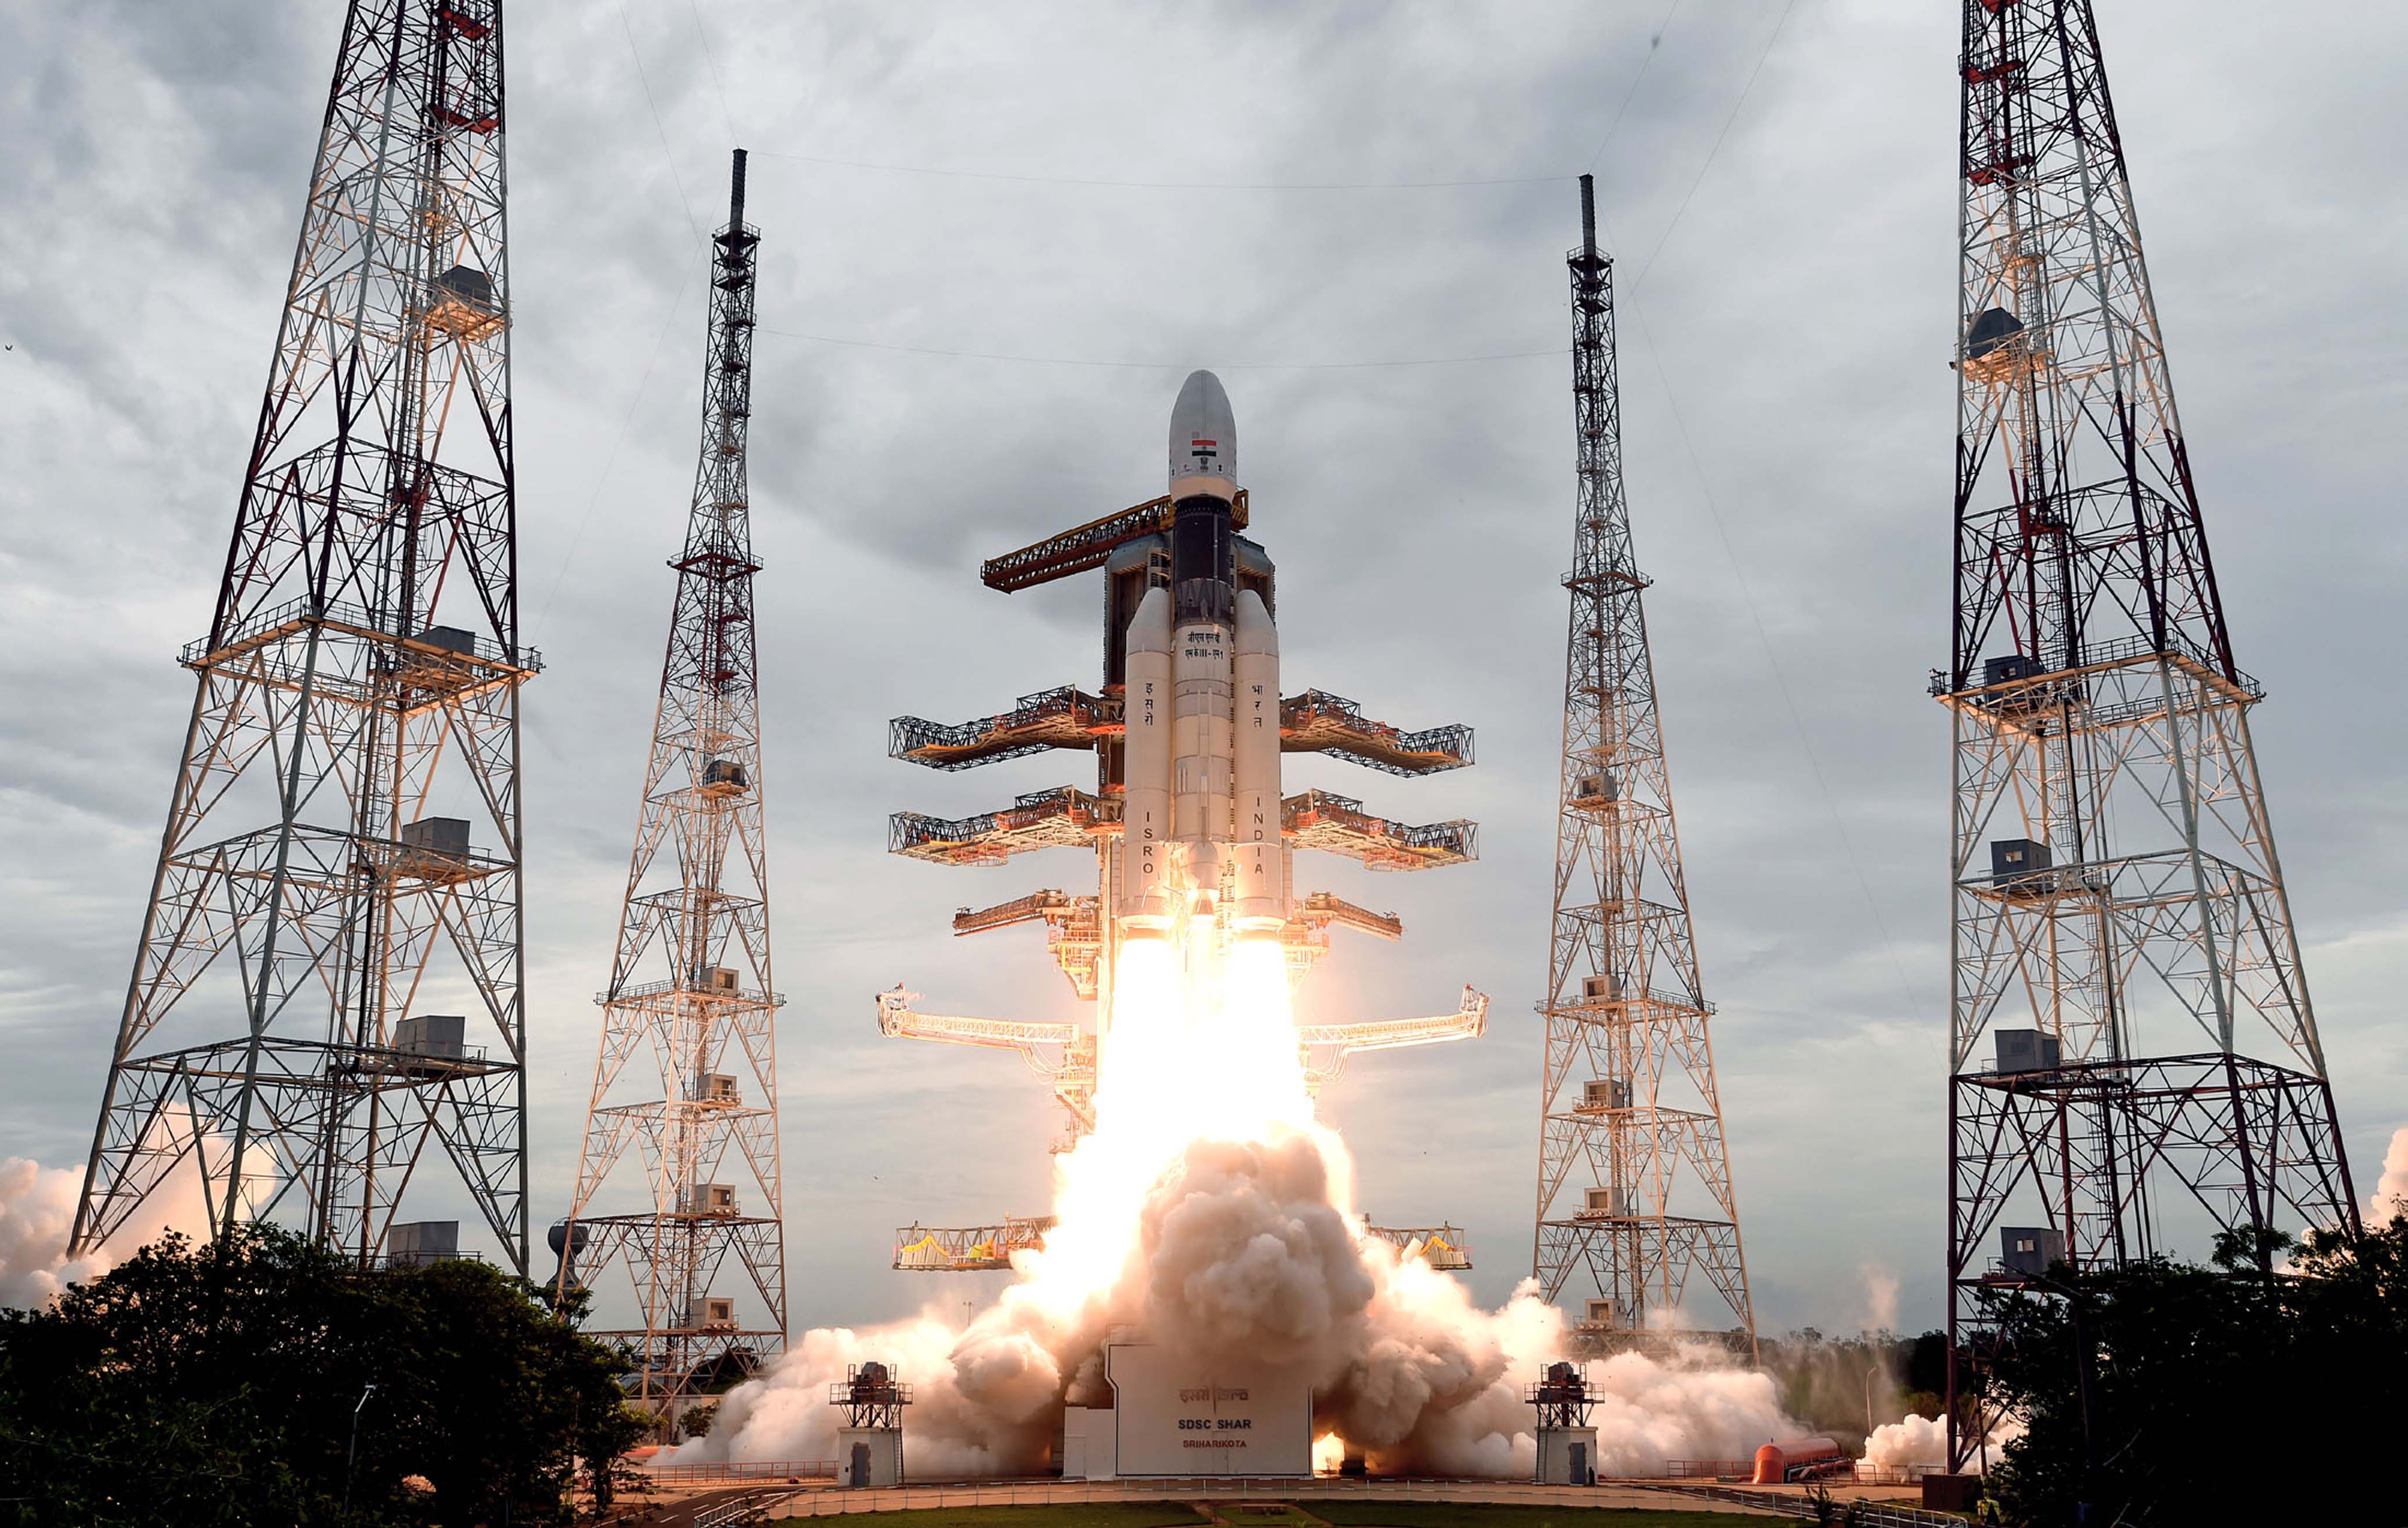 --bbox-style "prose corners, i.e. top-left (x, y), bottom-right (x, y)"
top-left (691, 936), bottom-right (1796, 1477)
top-left (0, 1110), bottom-right (230, 1312)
